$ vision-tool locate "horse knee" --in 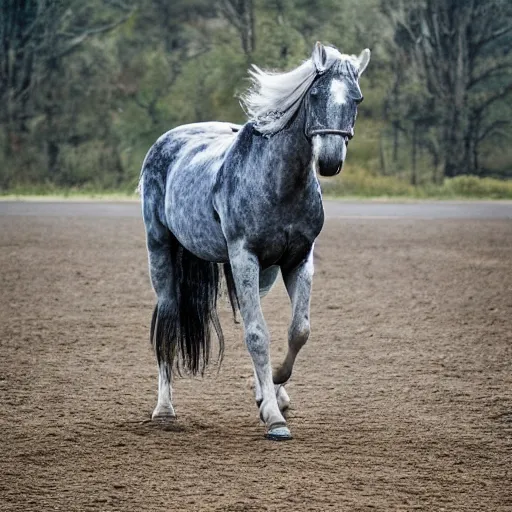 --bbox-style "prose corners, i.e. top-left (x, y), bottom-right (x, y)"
top-left (245, 323), bottom-right (270, 361)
